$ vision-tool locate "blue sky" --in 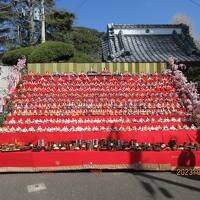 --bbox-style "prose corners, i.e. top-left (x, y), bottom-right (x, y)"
top-left (56, 0), bottom-right (200, 36)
